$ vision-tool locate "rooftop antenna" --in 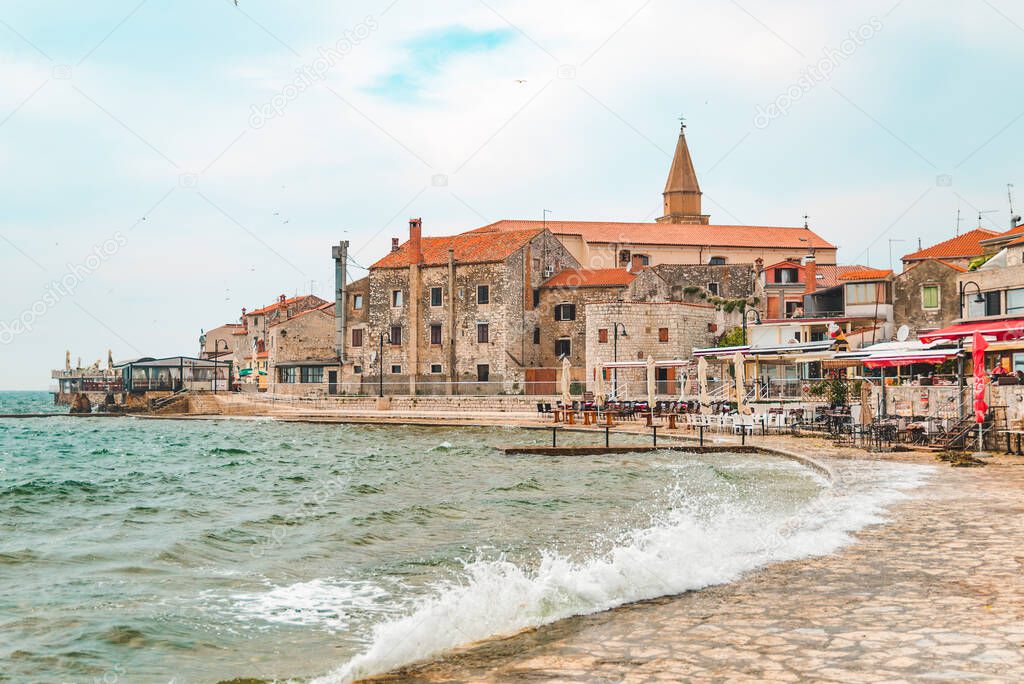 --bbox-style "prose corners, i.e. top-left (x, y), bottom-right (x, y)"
top-left (956, 208), bottom-right (963, 235)
top-left (978, 209), bottom-right (998, 228)
top-left (802, 213), bottom-right (809, 229)
top-left (542, 208), bottom-right (552, 233)
top-left (1009, 184), bottom-right (1021, 227)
